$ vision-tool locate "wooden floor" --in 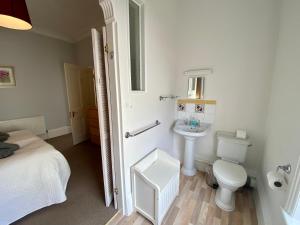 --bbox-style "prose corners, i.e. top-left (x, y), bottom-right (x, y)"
top-left (107, 172), bottom-right (258, 225)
